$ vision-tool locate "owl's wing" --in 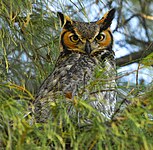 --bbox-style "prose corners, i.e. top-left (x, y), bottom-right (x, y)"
top-left (88, 57), bottom-right (117, 119)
